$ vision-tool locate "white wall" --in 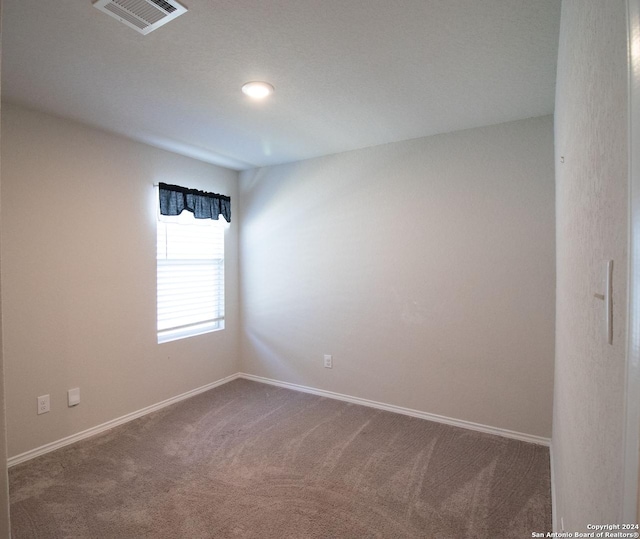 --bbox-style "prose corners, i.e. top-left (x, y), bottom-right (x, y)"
top-left (240, 116), bottom-right (556, 438)
top-left (1, 103), bottom-right (240, 457)
top-left (552, 0), bottom-right (628, 529)
top-left (0, 0), bottom-right (13, 532)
